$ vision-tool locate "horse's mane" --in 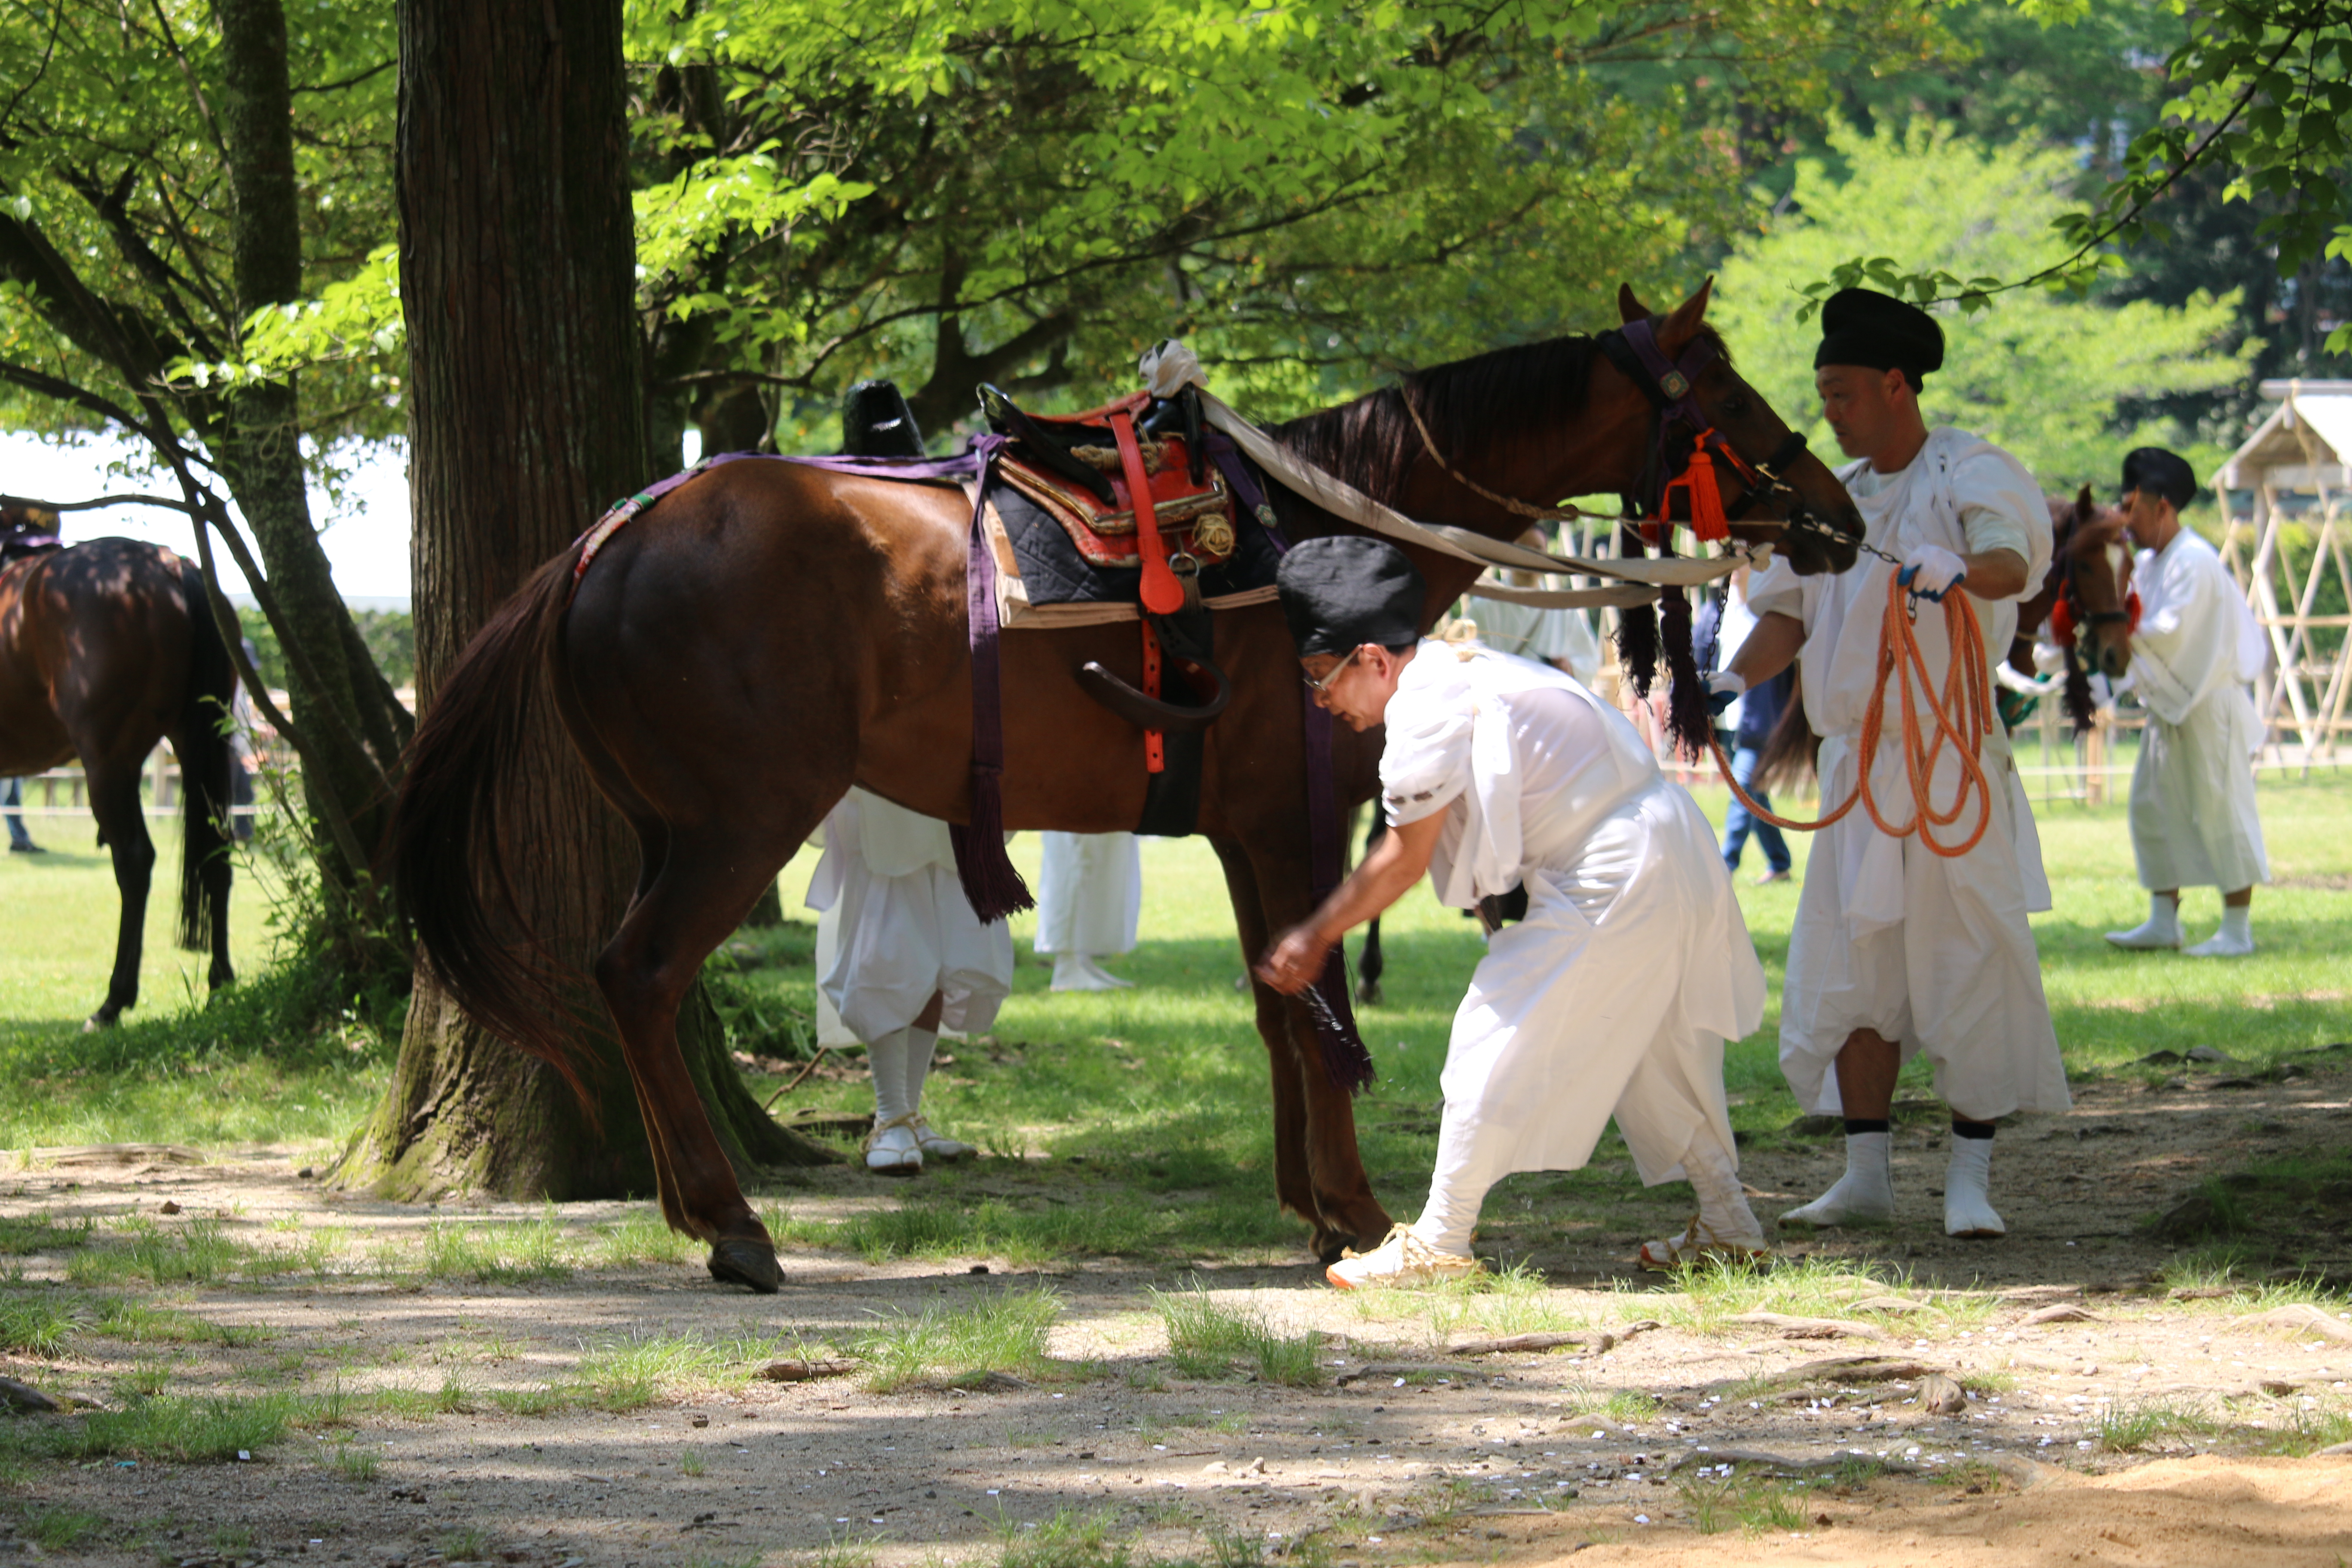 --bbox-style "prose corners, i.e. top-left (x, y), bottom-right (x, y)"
top-left (1269, 334), bottom-right (1612, 509)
